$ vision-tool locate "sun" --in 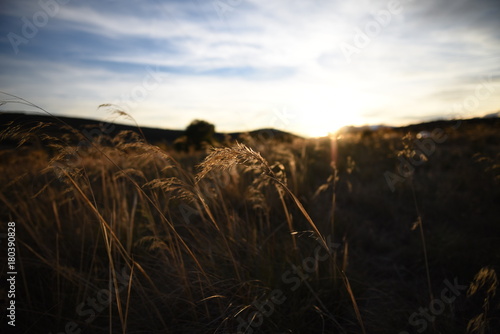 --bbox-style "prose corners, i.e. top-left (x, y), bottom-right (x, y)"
top-left (291, 84), bottom-right (368, 137)
top-left (296, 104), bottom-right (366, 138)
top-left (303, 119), bottom-right (350, 138)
